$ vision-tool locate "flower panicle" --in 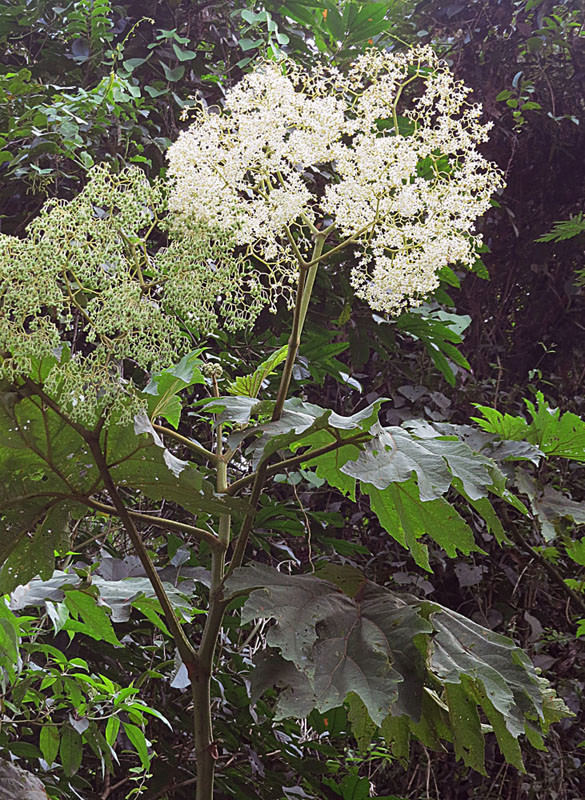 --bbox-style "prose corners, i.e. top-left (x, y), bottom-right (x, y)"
top-left (0, 47), bottom-right (503, 423)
